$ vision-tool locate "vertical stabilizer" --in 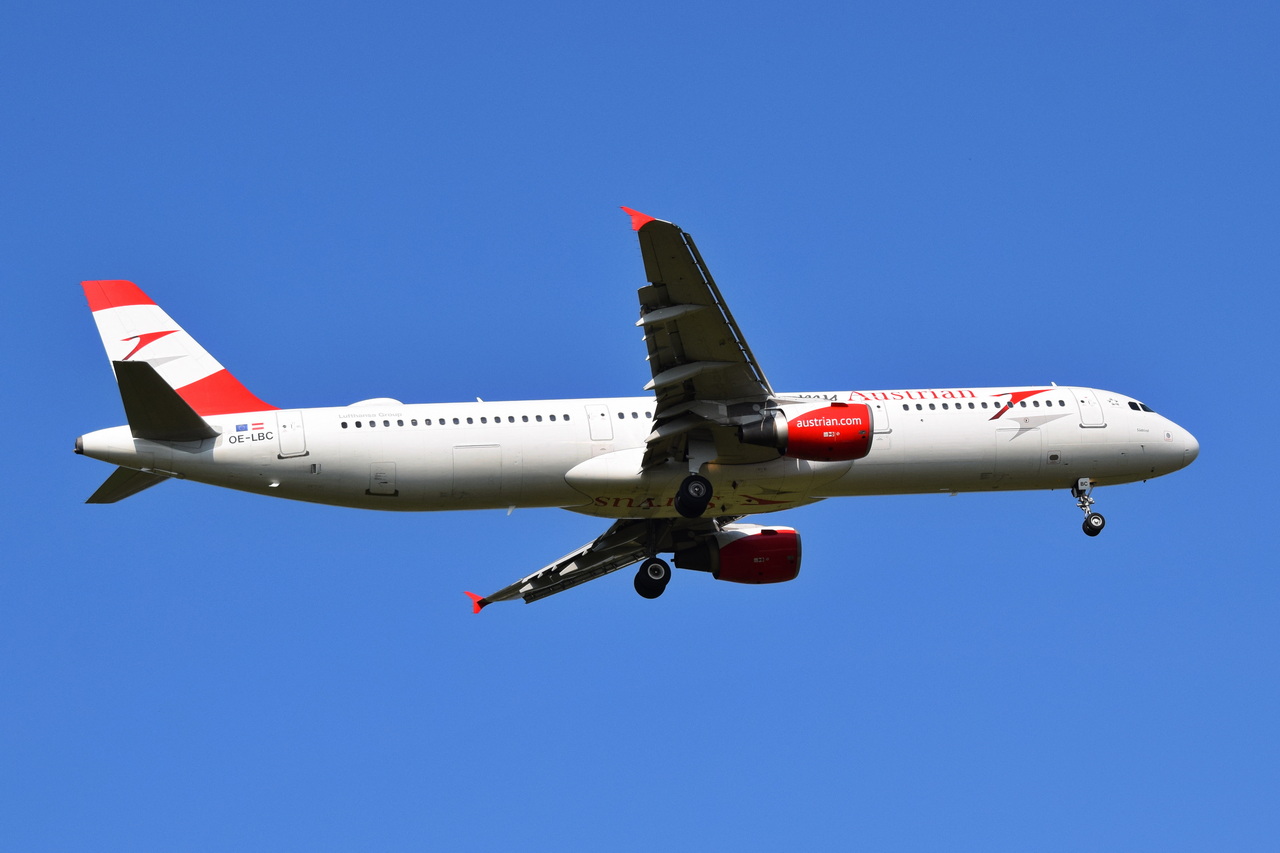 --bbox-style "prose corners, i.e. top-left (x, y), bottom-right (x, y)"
top-left (82, 280), bottom-right (275, 416)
